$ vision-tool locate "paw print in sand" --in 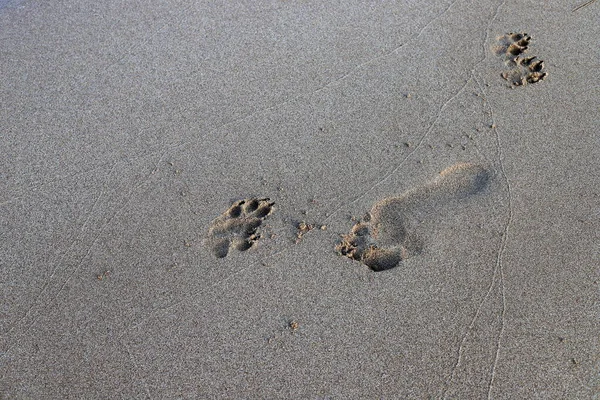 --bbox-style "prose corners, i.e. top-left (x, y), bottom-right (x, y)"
top-left (207, 198), bottom-right (274, 258)
top-left (494, 32), bottom-right (547, 86)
